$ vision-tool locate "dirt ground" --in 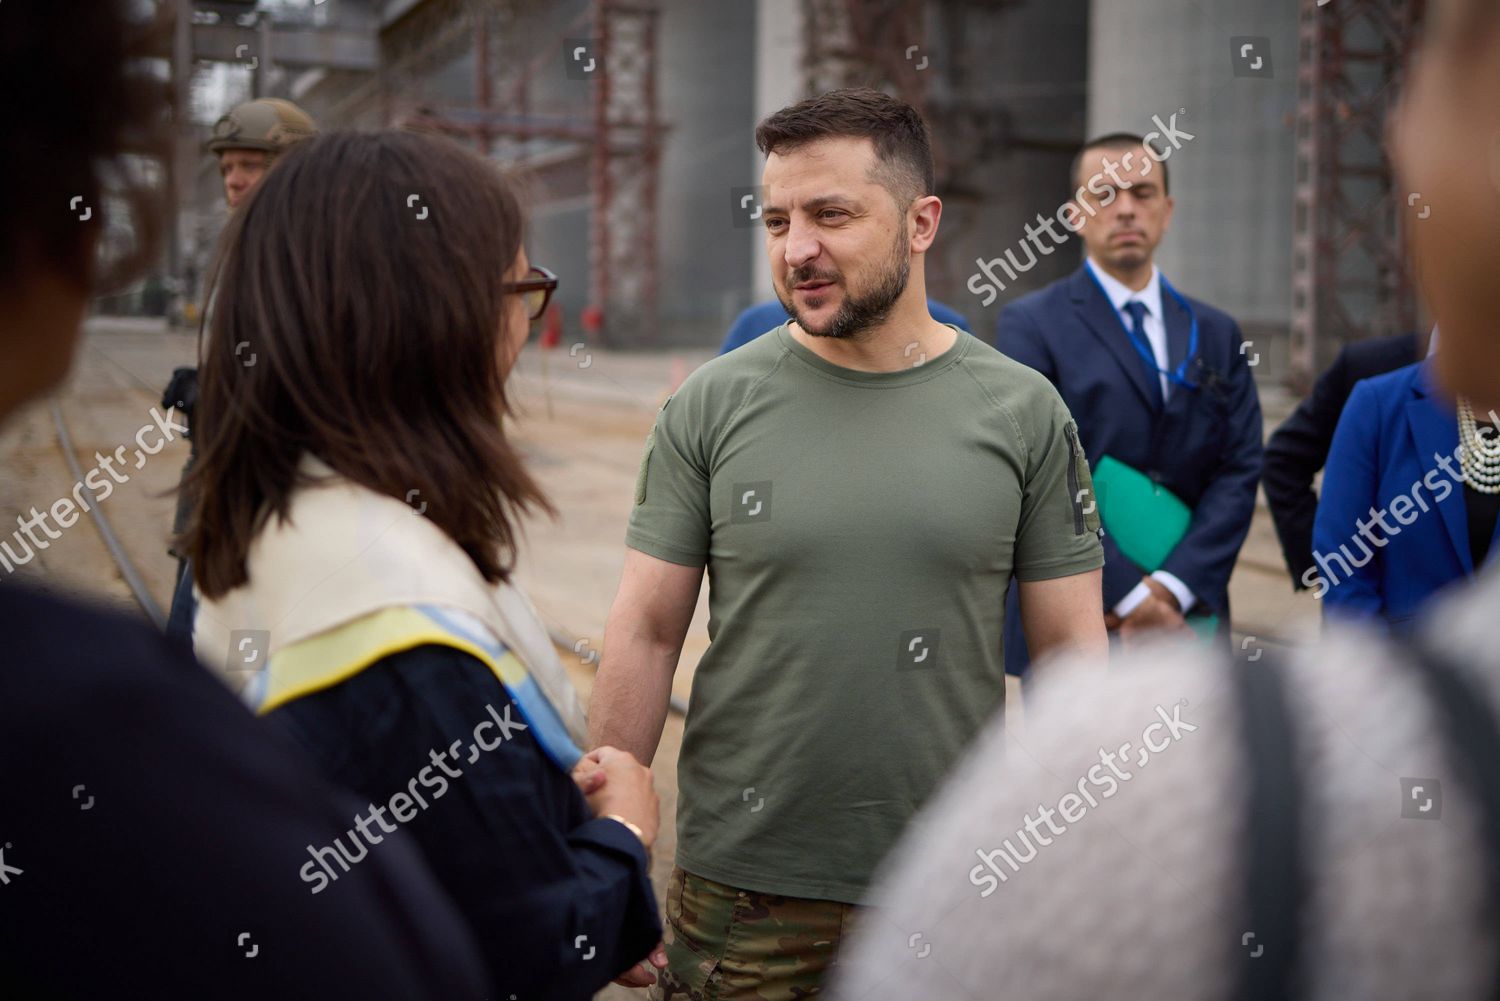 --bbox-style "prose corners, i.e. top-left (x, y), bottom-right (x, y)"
top-left (2, 317), bottom-right (1319, 998)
